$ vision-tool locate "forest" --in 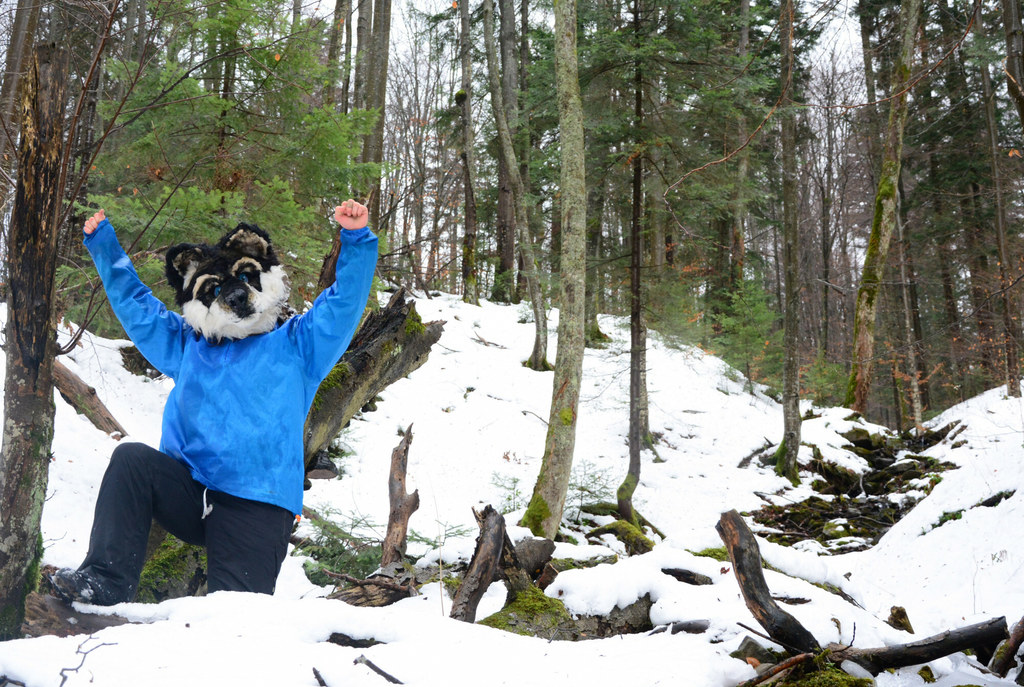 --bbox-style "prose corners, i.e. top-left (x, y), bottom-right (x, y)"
top-left (0, 0), bottom-right (1023, 662)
